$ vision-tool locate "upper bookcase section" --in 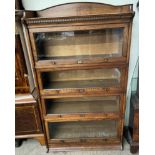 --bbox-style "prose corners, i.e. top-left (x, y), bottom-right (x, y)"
top-left (23, 2), bottom-right (135, 26)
